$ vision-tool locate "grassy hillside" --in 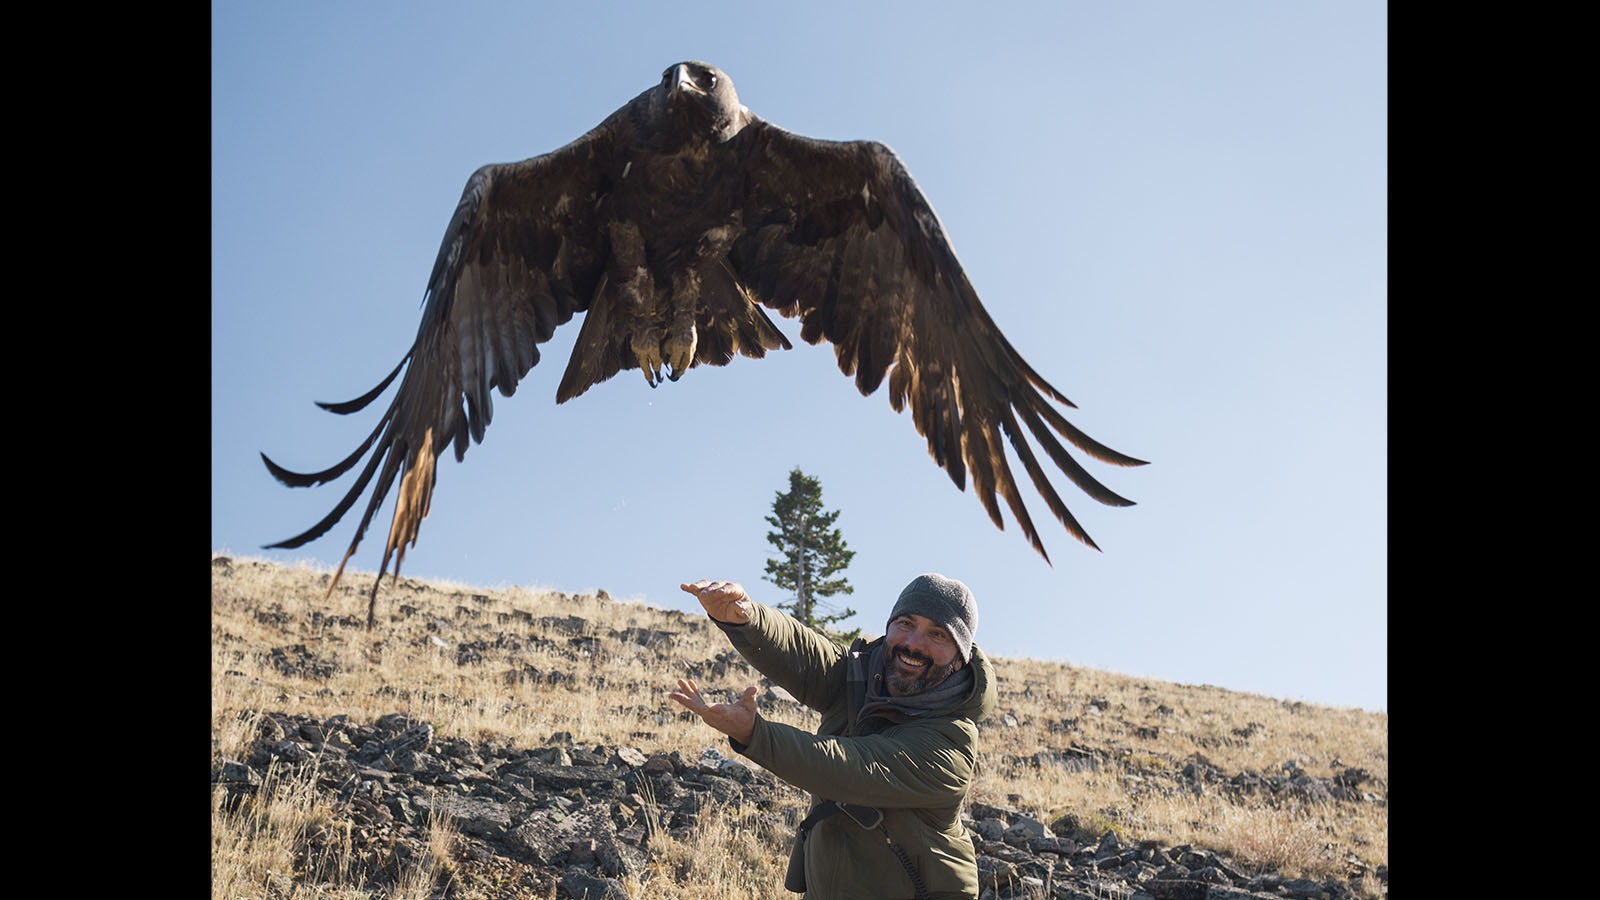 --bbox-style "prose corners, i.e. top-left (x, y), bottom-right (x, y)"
top-left (211, 553), bottom-right (1387, 898)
